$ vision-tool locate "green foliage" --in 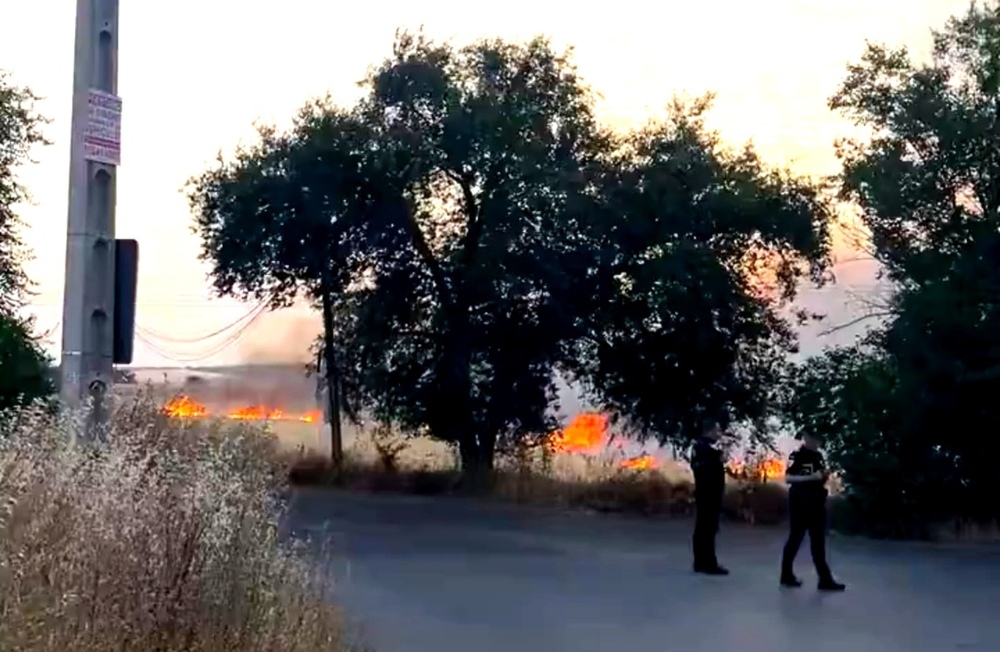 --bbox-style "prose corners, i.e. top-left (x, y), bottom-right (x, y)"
top-left (572, 96), bottom-right (832, 446)
top-left (782, 344), bottom-right (952, 538)
top-left (0, 315), bottom-right (53, 411)
top-left (188, 100), bottom-right (395, 308)
top-left (190, 32), bottom-right (834, 480)
top-left (785, 1), bottom-right (1000, 536)
top-left (188, 99), bottom-right (405, 460)
top-left (0, 71), bottom-right (46, 314)
top-left (830, 1), bottom-right (1000, 290)
top-left (0, 71), bottom-right (51, 410)
top-left (341, 32), bottom-right (606, 476)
